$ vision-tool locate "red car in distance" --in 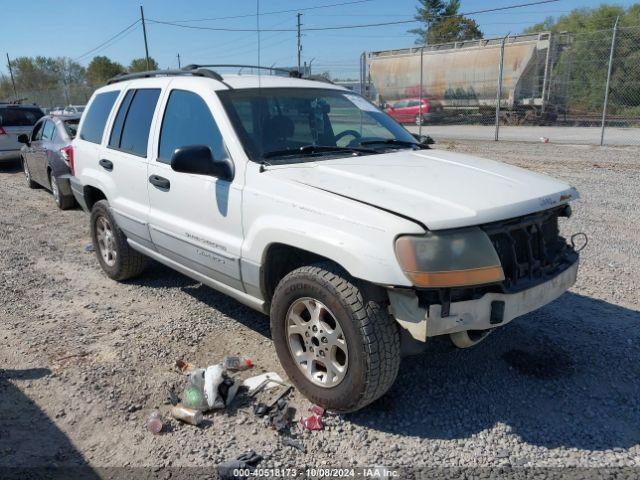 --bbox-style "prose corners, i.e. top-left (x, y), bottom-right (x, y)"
top-left (385, 97), bottom-right (443, 125)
